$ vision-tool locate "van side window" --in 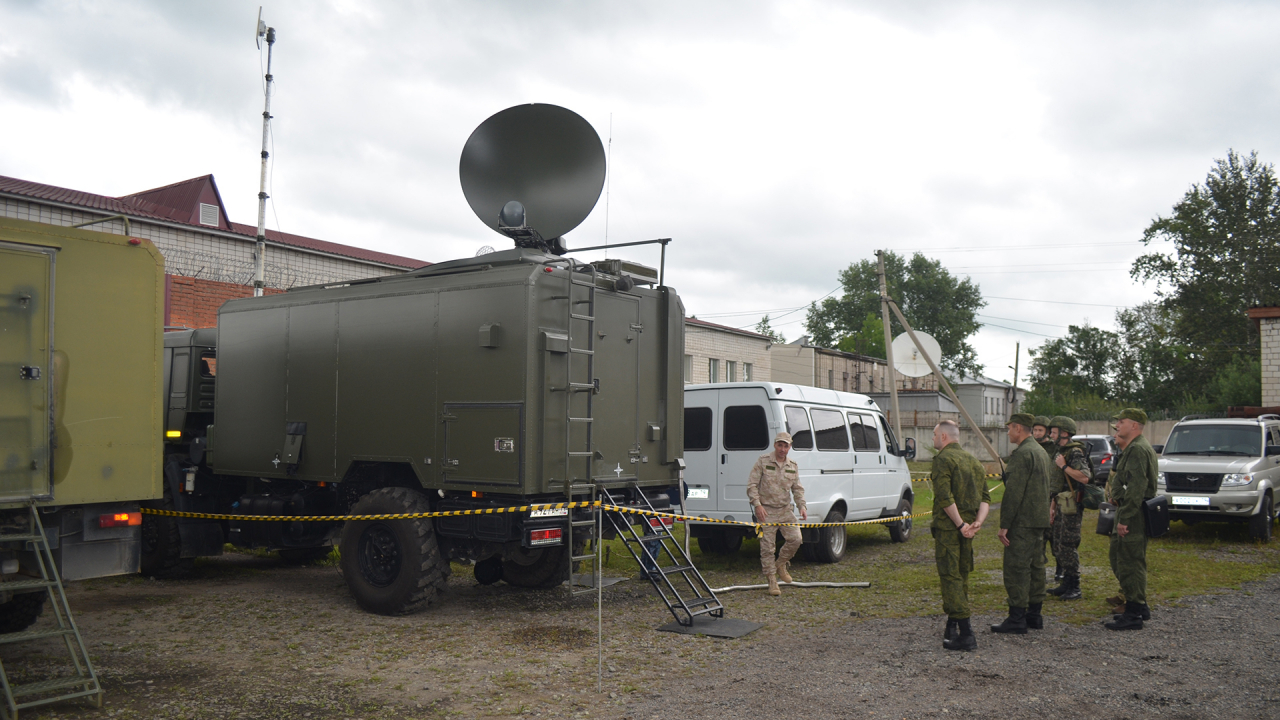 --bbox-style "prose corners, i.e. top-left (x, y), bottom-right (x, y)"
top-left (847, 413), bottom-right (881, 451)
top-left (878, 415), bottom-right (899, 456)
top-left (784, 406), bottom-right (814, 450)
top-left (724, 405), bottom-right (770, 451)
top-left (812, 408), bottom-right (849, 451)
top-left (684, 407), bottom-right (713, 451)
